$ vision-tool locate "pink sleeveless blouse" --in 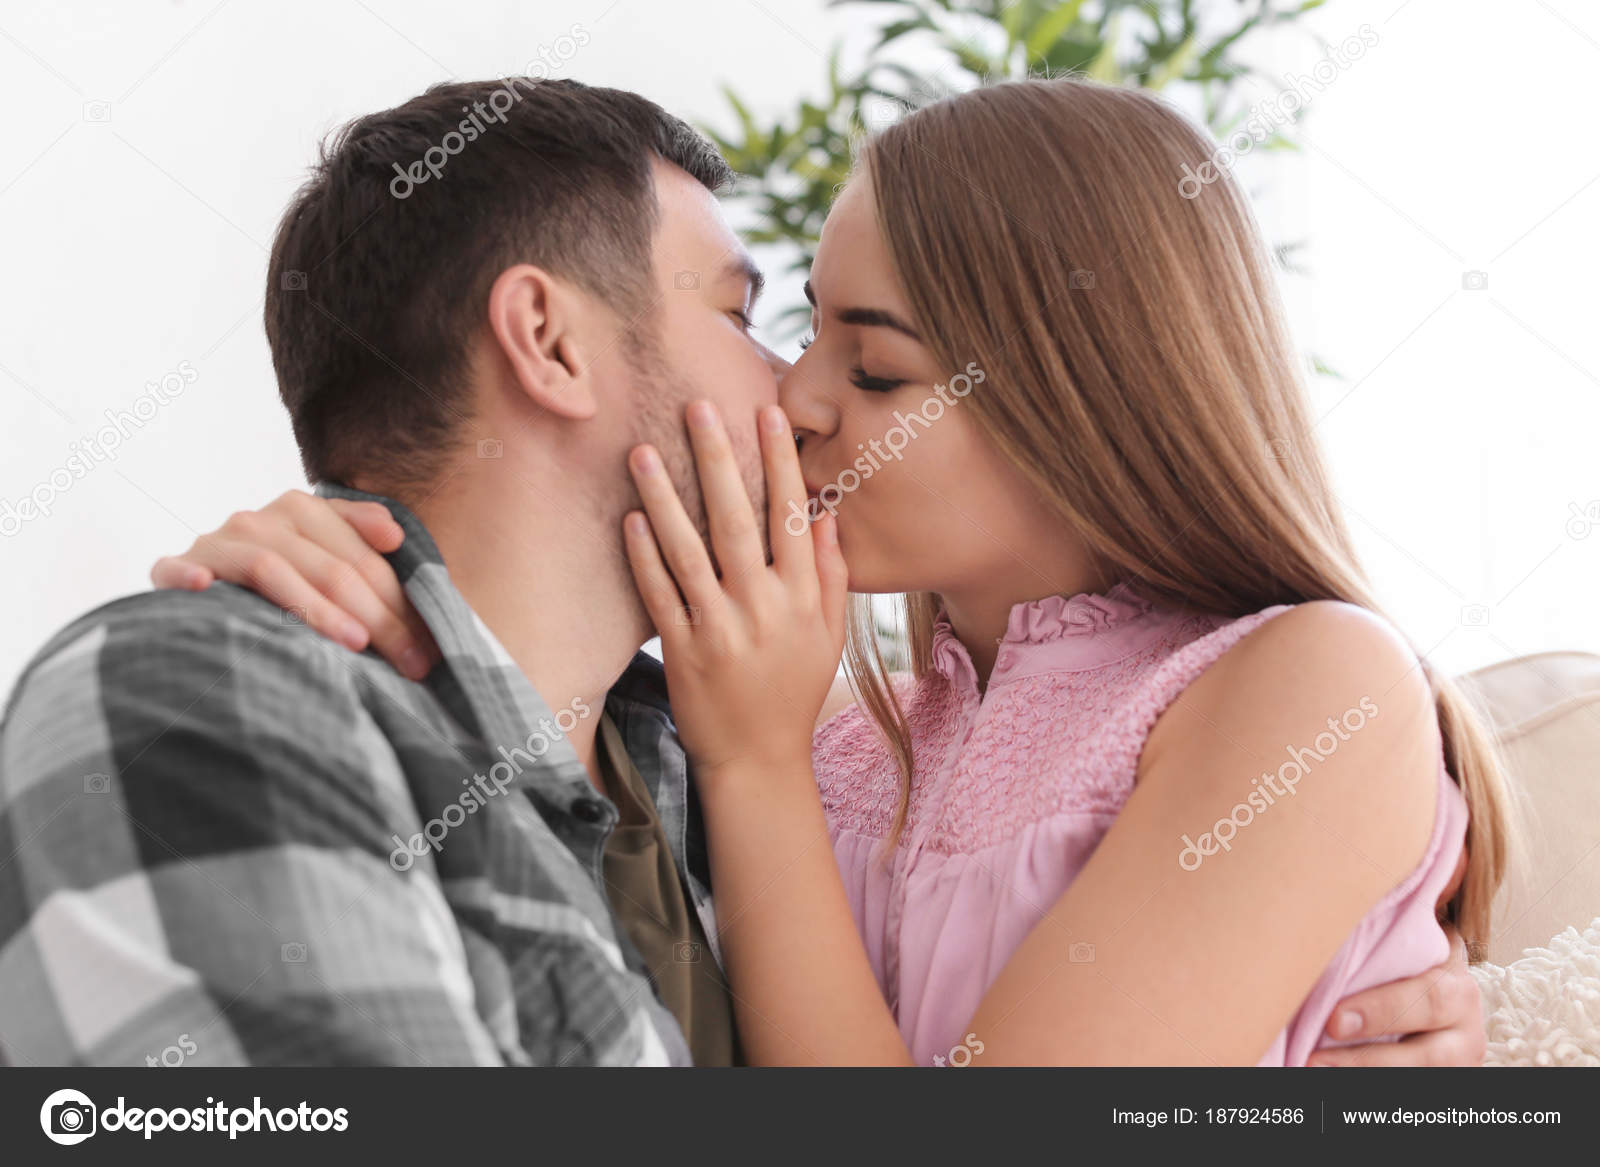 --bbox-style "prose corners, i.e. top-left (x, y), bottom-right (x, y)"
top-left (812, 584), bottom-right (1468, 1065)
